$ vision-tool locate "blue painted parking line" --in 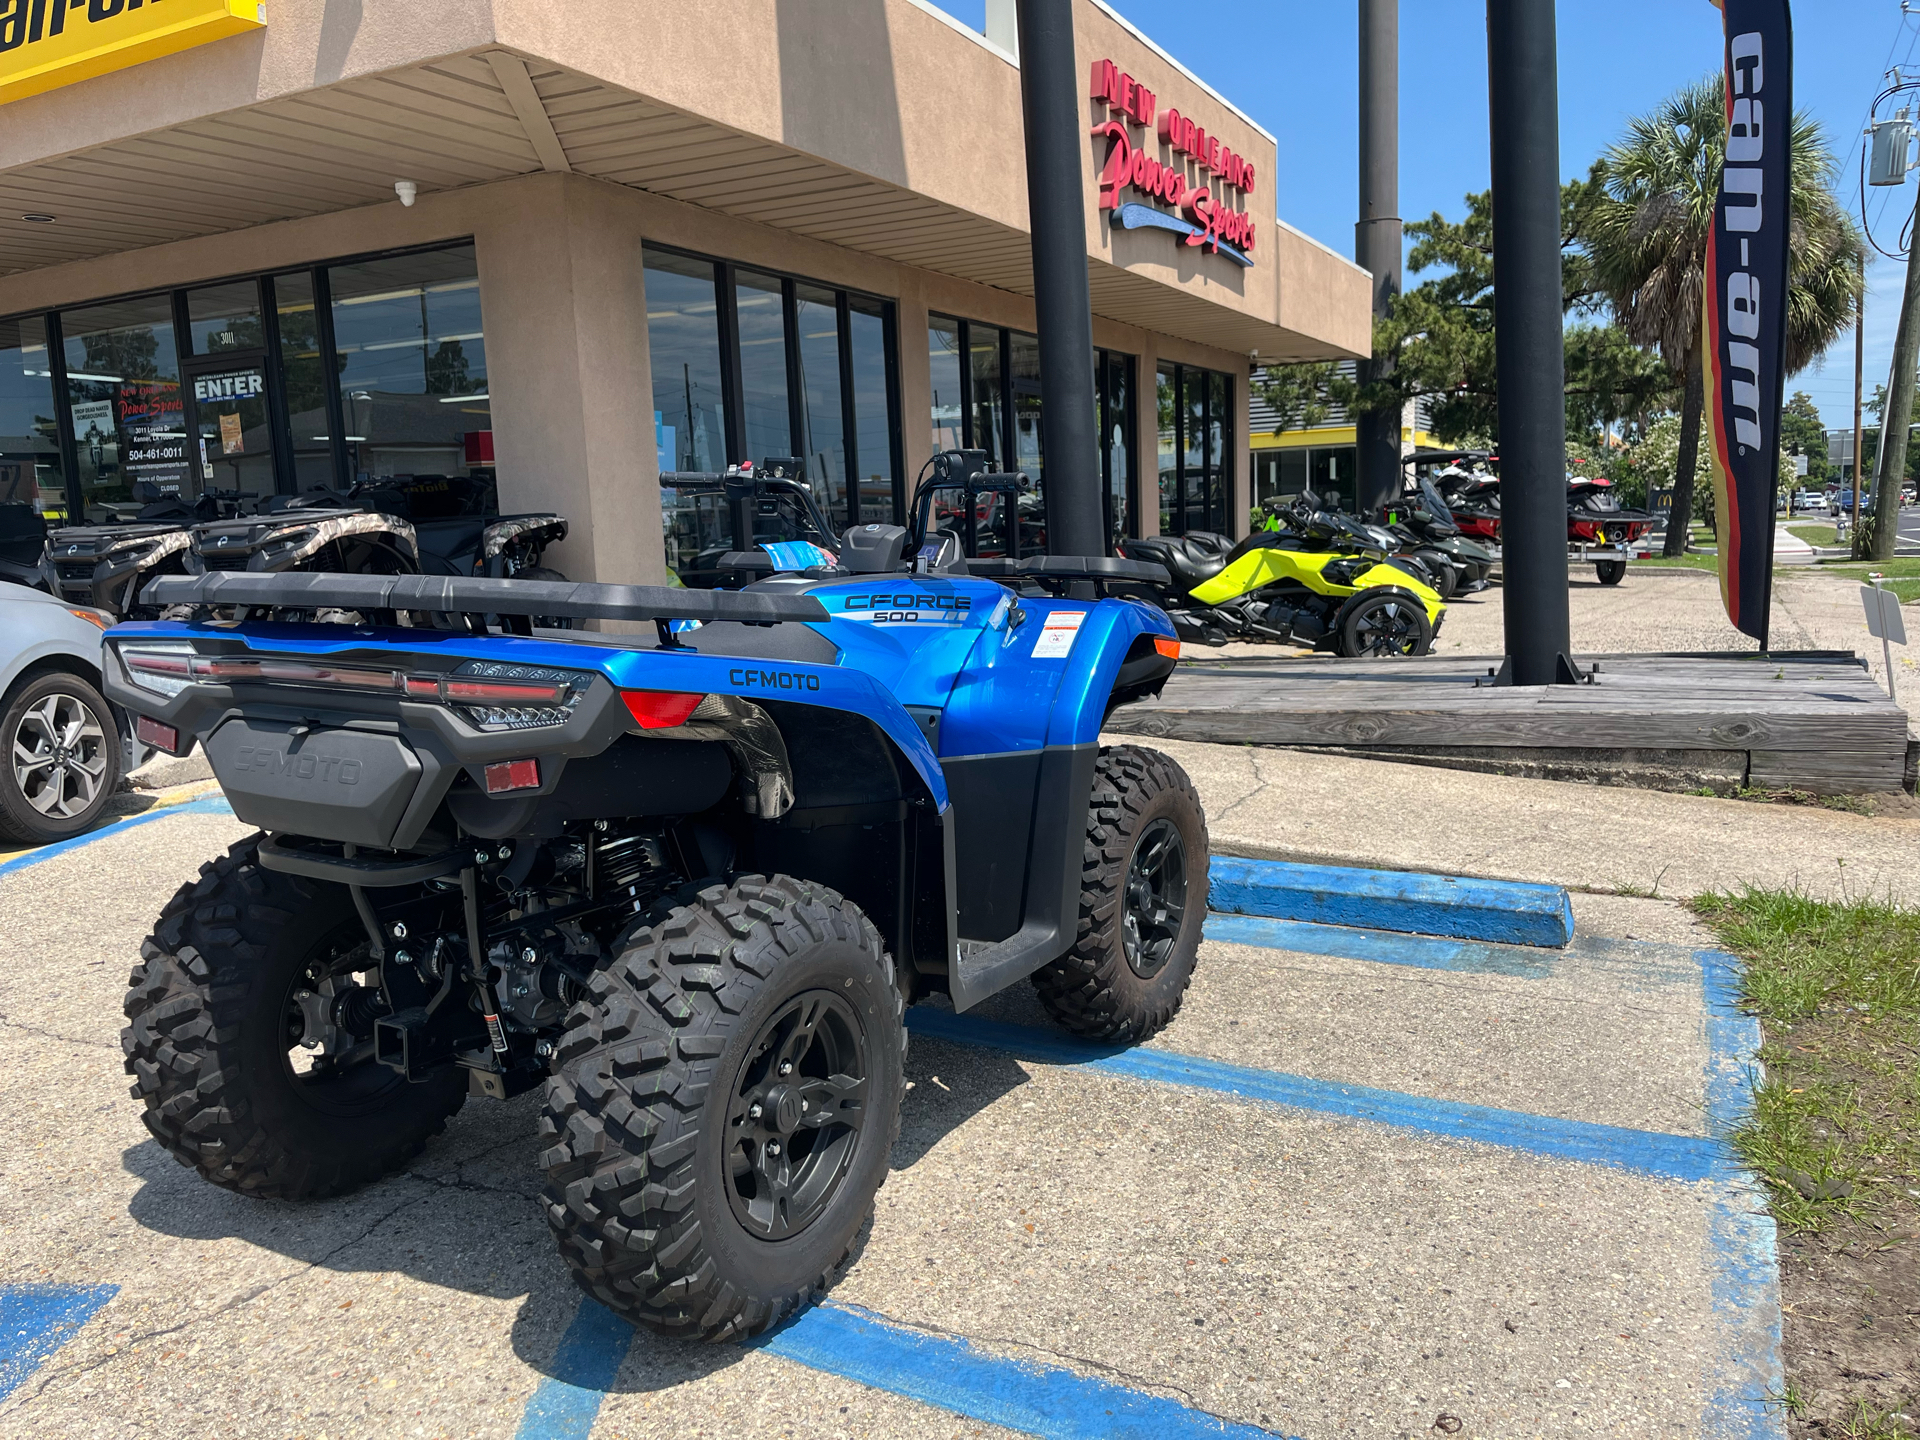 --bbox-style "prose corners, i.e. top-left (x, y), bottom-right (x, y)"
top-left (513, 1299), bottom-right (634, 1440)
top-left (0, 1284), bottom-right (118, 1403)
top-left (0, 791), bottom-right (233, 879)
top-left (1209, 855), bottom-right (1575, 948)
top-left (509, 1297), bottom-right (1297, 1440)
top-left (1694, 950), bottom-right (1786, 1440)
top-left (756, 1301), bottom-right (1297, 1439)
top-left (908, 1008), bottom-right (1730, 1183)
top-left (1203, 912), bottom-right (1698, 984)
